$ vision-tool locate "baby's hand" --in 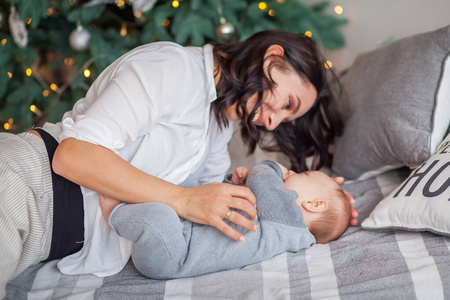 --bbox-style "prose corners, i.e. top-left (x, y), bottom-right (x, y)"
top-left (275, 162), bottom-right (289, 179)
top-left (231, 166), bottom-right (251, 185)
